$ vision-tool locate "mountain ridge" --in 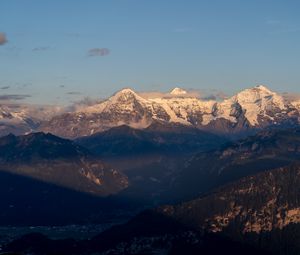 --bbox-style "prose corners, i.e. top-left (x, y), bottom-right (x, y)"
top-left (39, 85), bottom-right (300, 138)
top-left (169, 127), bottom-right (300, 201)
top-left (0, 132), bottom-right (129, 196)
top-left (1, 85), bottom-right (300, 138)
